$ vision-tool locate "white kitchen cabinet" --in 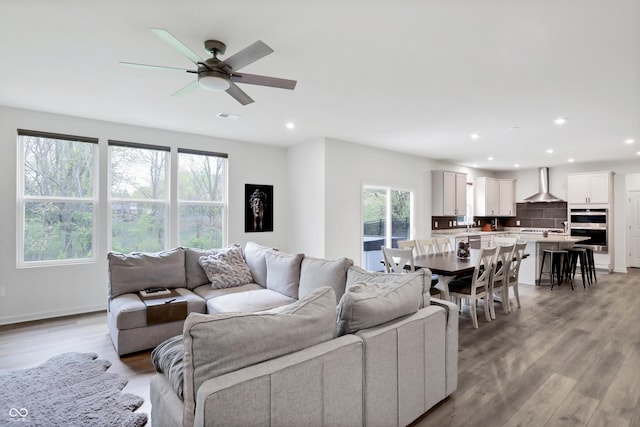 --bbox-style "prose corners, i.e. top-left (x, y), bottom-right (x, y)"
top-left (499, 179), bottom-right (516, 216)
top-left (475, 177), bottom-right (516, 217)
top-left (567, 172), bottom-right (611, 204)
top-left (432, 170), bottom-right (467, 216)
